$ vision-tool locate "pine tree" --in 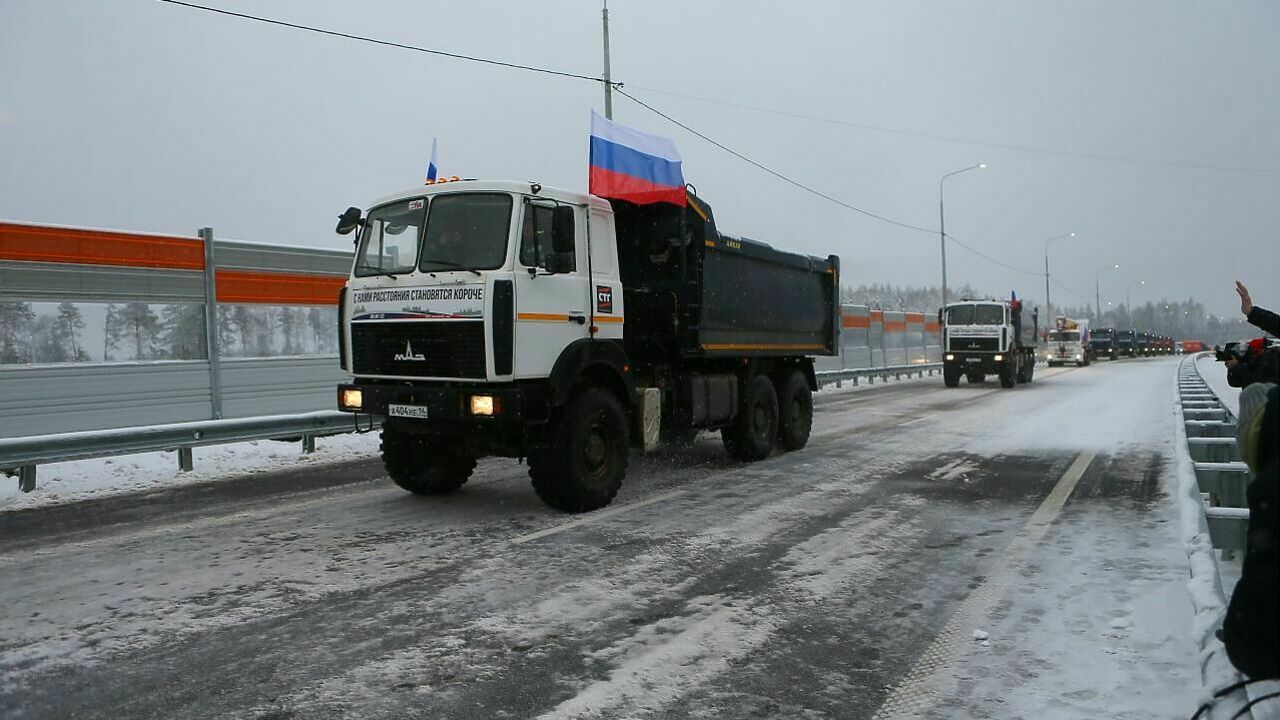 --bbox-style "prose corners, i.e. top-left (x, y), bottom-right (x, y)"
top-left (104, 303), bottom-right (126, 361)
top-left (159, 303), bottom-right (207, 360)
top-left (54, 301), bottom-right (90, 361)
top-left (0, 301), bottom-right (36, 364)
top-left (121, 302), bottom-right (161, 360)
